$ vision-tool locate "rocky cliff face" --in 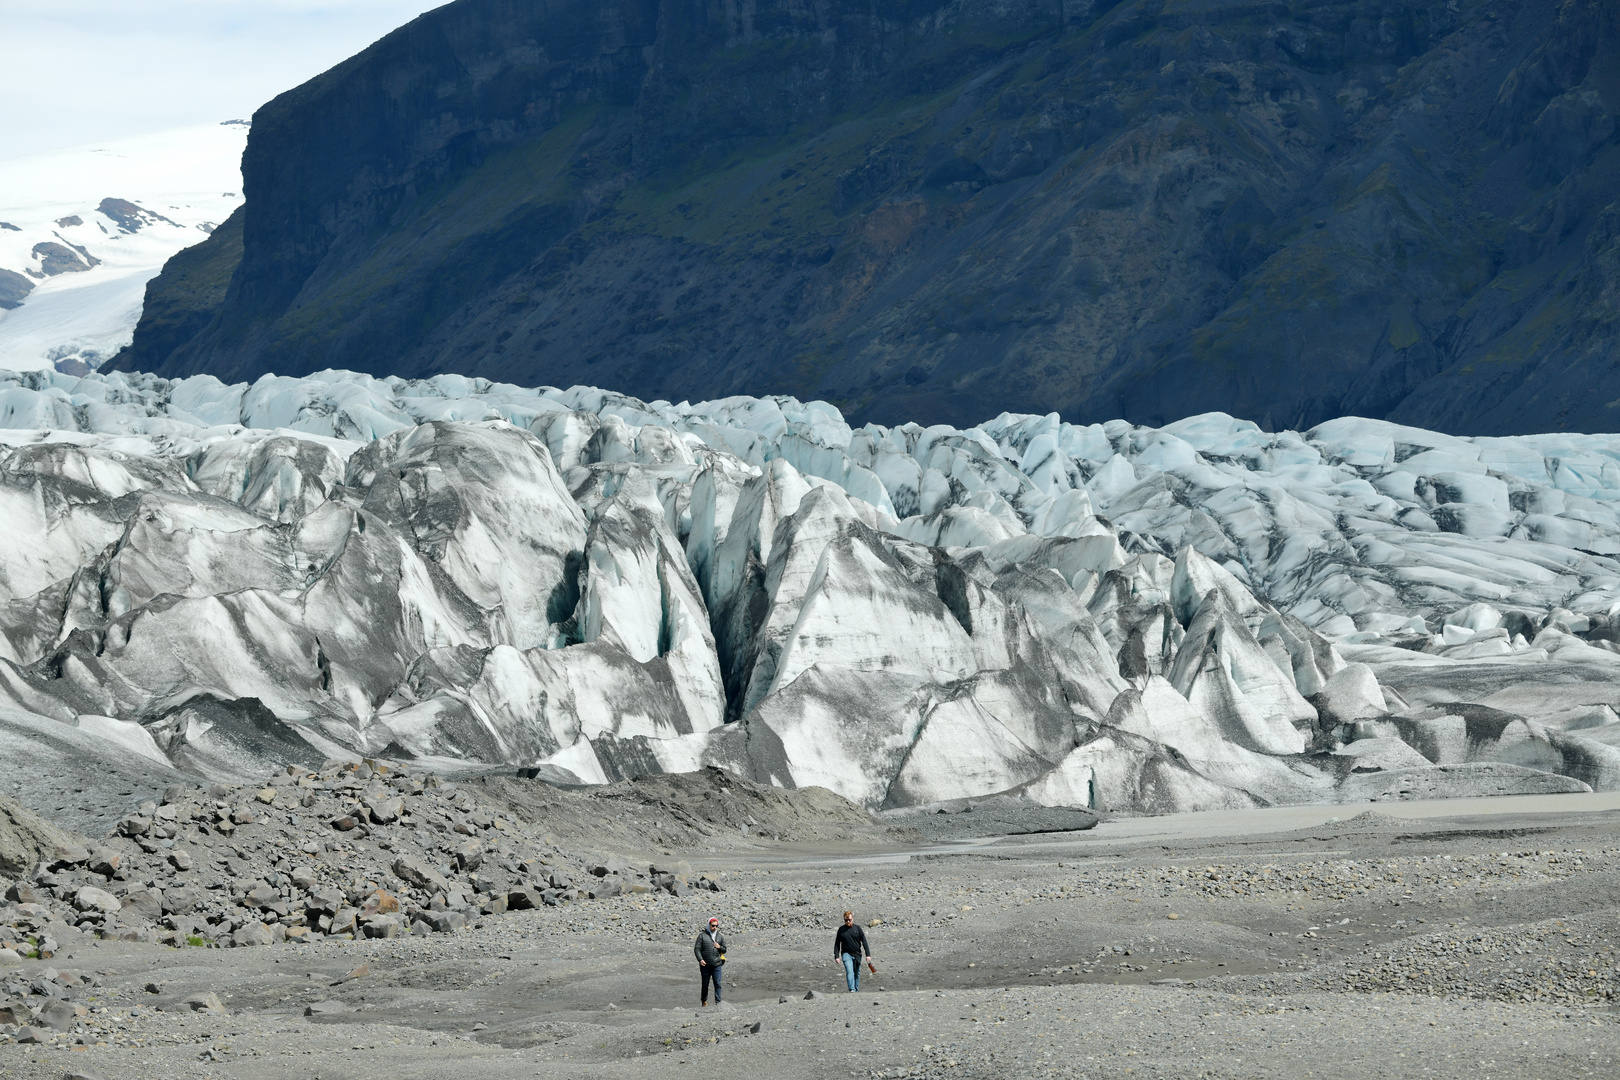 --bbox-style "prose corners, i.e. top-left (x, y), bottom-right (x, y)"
top-left (117, 0), bottom-right (1620, 435)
